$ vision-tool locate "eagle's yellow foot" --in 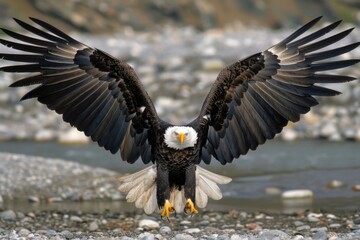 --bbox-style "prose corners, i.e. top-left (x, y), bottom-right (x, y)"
top-left (161, 200), bottom-right (175, 220)
top-left (184, 198), bottom-right (198, 216)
